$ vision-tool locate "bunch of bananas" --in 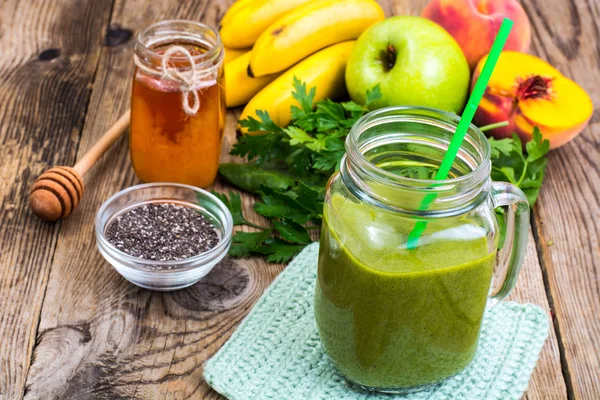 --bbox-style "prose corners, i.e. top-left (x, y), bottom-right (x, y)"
top-left (221, 0), bottom-right (385, 131)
